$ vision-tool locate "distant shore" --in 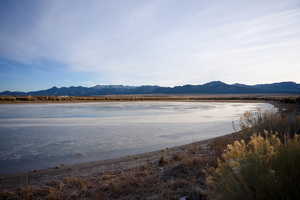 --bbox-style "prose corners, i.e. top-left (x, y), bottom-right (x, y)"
top-left (0, 94), bottom-right (299, 104)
